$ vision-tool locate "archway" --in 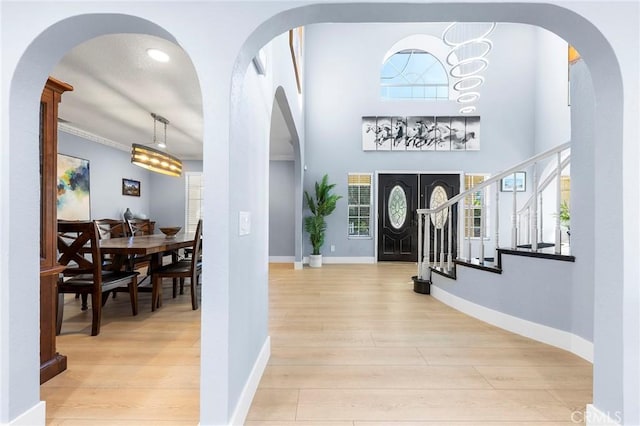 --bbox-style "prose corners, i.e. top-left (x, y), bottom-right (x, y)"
top-left (227, 3), bottom-right (630, 424)
top-left (5, 13), bottom-right (204, 423)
